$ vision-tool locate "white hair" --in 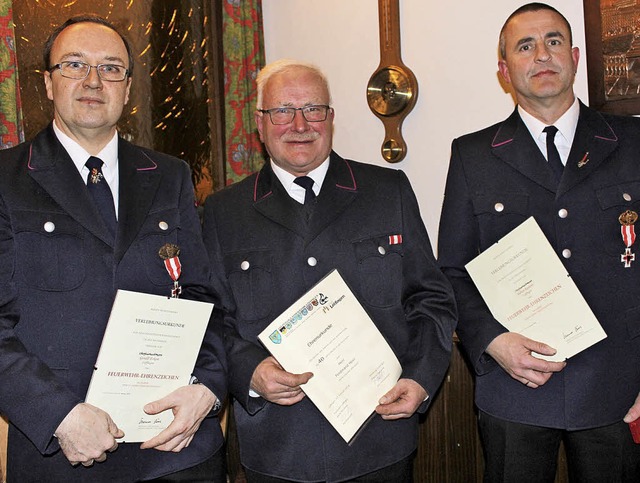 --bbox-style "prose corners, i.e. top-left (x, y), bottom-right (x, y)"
top-left (255, 59), bottom-right (332, 109)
